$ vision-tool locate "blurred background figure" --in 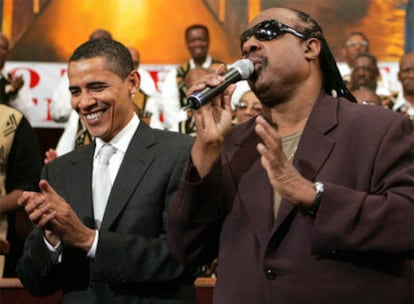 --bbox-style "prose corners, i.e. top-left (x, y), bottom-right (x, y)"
top-left (179, 67), bottom-right (211, 136)
top-left (161, 24), bottom-right (224, 132)
top-left (0, 33), bottom-right (36, 124)
top-left (349, 52), bottom-right (379, 92)
top-left (0, 104), bottom-right (41, 277)
top-left (350, 87), bottom-right (382, 106)
top-left (231, 80), bottom-right (262, 124)
top-left (349, 52), bottom-right (393, 104)
top-left (88, 28), bottom-right (112, 40)
top-left (338, 32), bottom-right (370, 85)
top-left (128, 46), bottom-right (163, 129)
top-left (393, 52), bottom-right (414, 119)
